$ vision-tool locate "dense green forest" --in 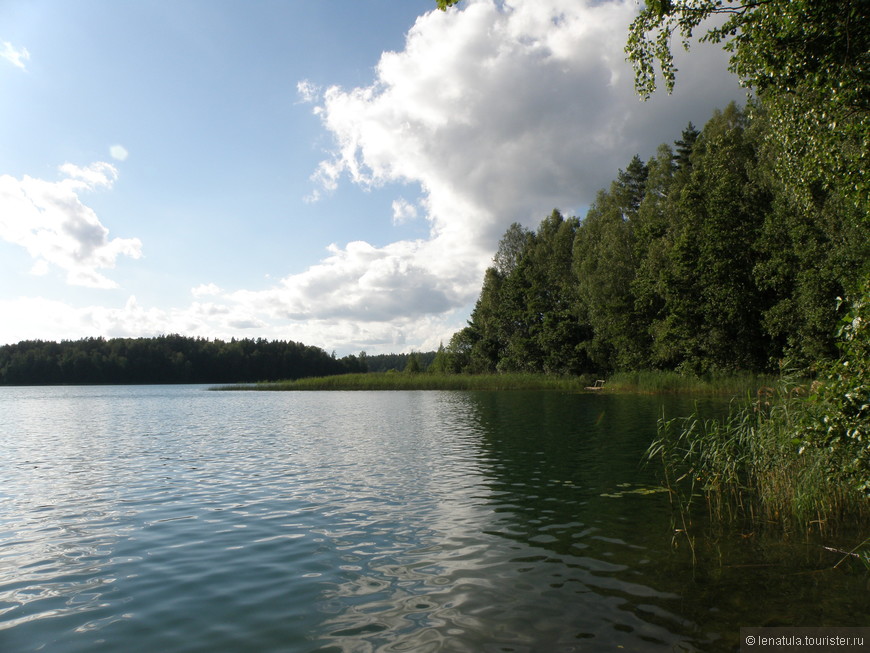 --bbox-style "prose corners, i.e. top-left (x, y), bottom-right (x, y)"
top-left (364, 351), bottom-right (437, 373)
top-left (0, 336), bottom-right (367, 385)
top-left (443, 101), bottom-right (868, 377)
